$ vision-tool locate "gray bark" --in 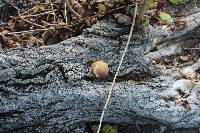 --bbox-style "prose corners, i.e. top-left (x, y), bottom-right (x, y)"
top-left (1, 1), bottom-right (200, 132)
